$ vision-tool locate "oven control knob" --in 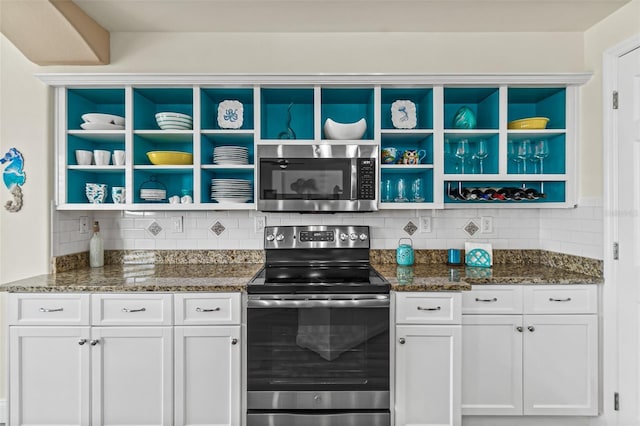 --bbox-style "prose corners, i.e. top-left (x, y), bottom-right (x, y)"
top-left (266, 234), bottom-right (275, 242)
top-left (359, 233), bottom-right (368, 241)
top-left (275, 234), bottom-right (285, 242)
top-left (349, 233), bottom-right (358, 241)
top-left (339, 233), bottom-right (348, 241)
